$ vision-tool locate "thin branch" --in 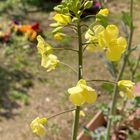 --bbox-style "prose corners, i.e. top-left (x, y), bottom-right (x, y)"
top-left (53, 47), bottom-right (78, 52)
top-left (86, 79), bottom-right (116, 84)
top-left (48, 108), bottom-right (76, 120)
top-left (132, 53), bottom-right (140, 80)
top-left (82, 42), bottom-right (98, 52)
top-left (60, 62), bottom-right (78, 74)
top-left (82, 15), bottom-right (96, 20)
